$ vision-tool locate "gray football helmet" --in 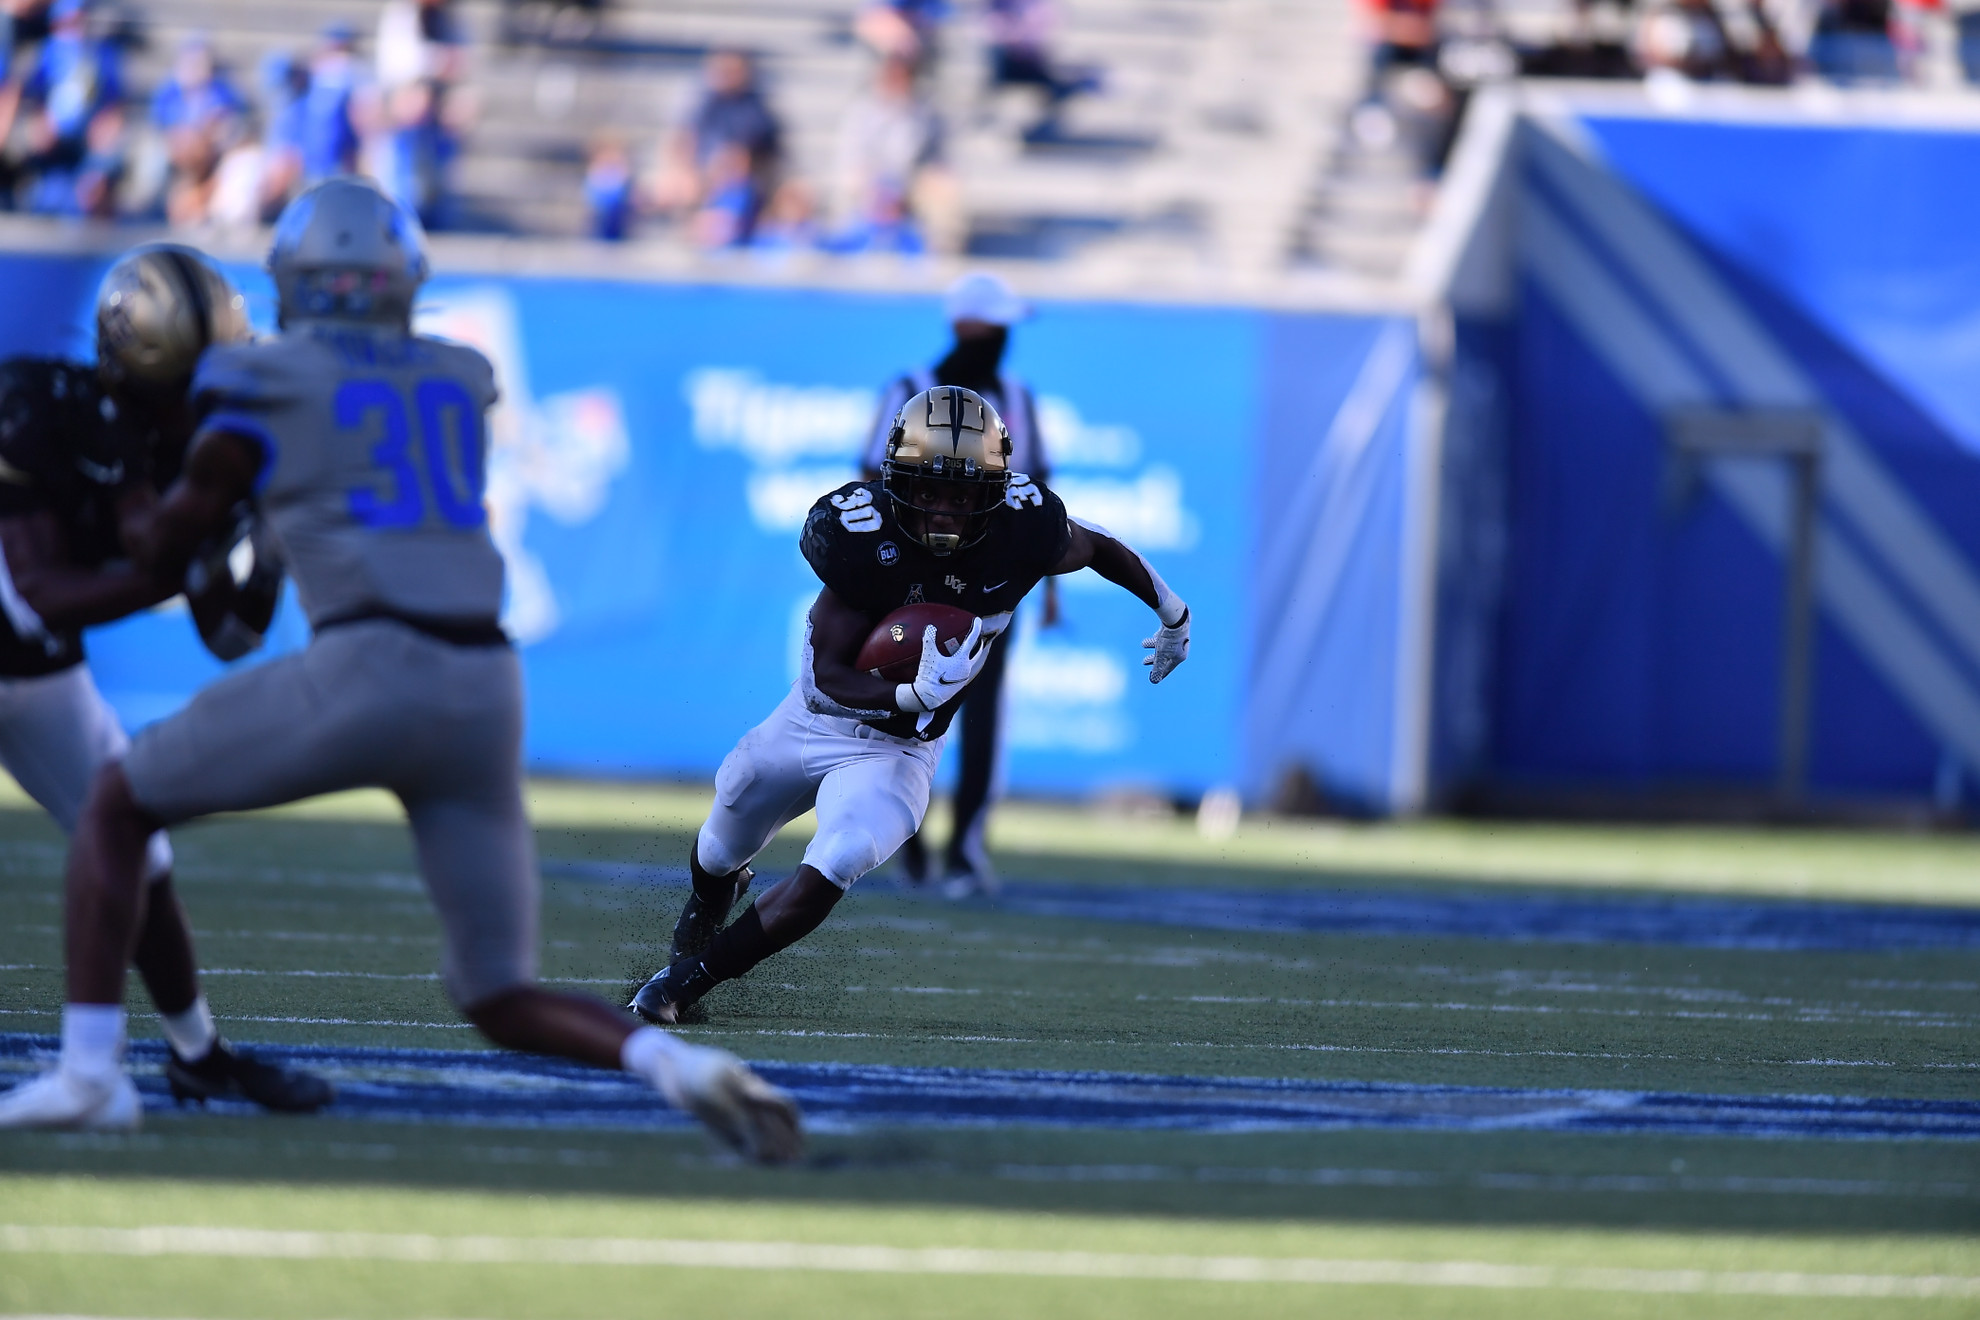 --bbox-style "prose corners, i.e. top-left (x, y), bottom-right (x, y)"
top-left (267, 176), bottom-right (429, 329)
top-left (94, 244), bottom-right (250, 398)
